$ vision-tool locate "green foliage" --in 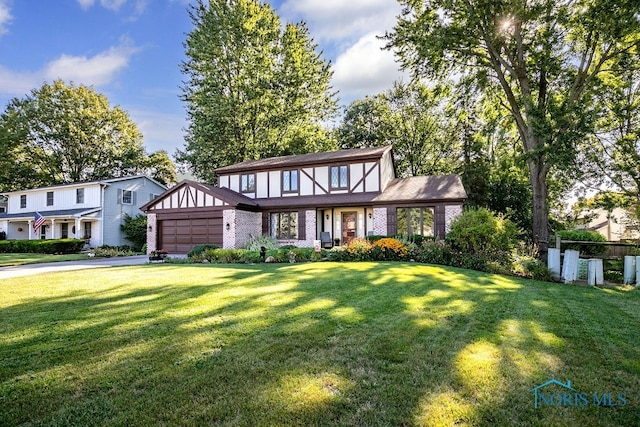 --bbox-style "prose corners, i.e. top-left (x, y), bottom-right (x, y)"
top-left (195, 247), bottom-right (325, 264)
top-left (447, 208), bottom-right (518, 259)
top-left (187, 244), bottom-right (220, 258)
top-left (345, 238), bottom-right (373, 261)
top-left (338, 81), bottom-right (461, 177)
top-left (178, 0), bottom-right (338, 182)
top-left (556, 230), bottom-right (608, 256)
top-left (93, 246), bottom-right (137, 257)
top-left (414, 240), bottom-right (454, 266)
top-left (0, 239), bottom-right (85, 254)
top-left (371, 238), bottom-right (409, 261)
top-left (243, 235), bottom-right (279, 251)
top-left (120, 214), bottom-right (147, 251)
top-left (0, 80), bottom-right (174, 190)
